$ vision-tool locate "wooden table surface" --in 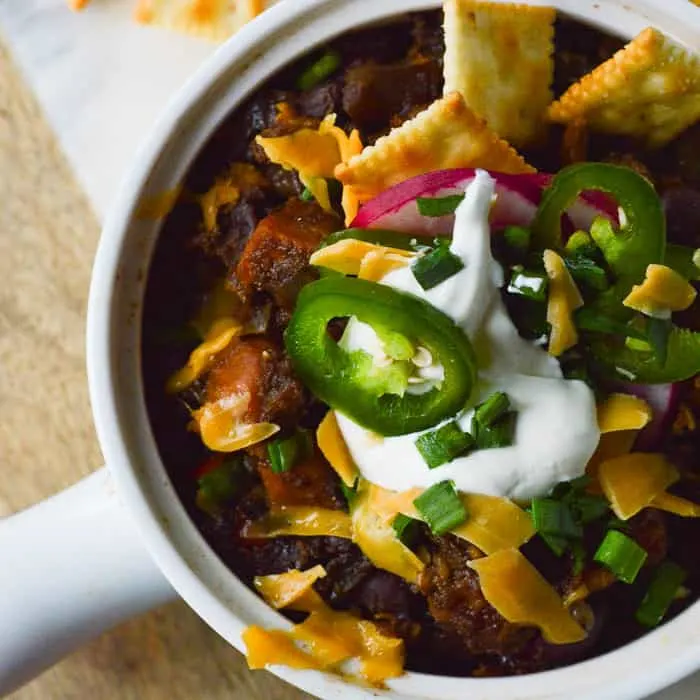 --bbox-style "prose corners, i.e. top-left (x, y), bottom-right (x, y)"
top-left (0, 40), bottom-right (310, 700)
